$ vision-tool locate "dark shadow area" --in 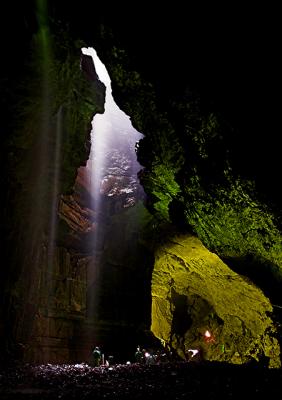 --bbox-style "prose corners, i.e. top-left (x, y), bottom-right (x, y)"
top-left (171, 289), bottom-right (192, 336)
top-left (223, 255), bottom-right (282, 306)
top-left (1, 360), bottom-right (282, 399)
top-left (224, 254), bottom-right (282, 363)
